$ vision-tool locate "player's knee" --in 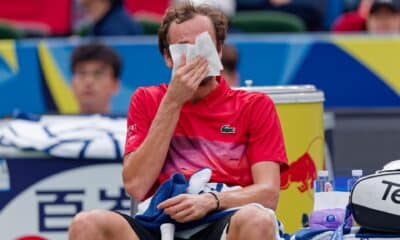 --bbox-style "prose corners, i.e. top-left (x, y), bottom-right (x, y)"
top-left (231, 206), bottom-right (276, 235)
top-left (69, 210), bottom-right (108, 236)
top-left (69, 211), bottom-right (93, 235)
